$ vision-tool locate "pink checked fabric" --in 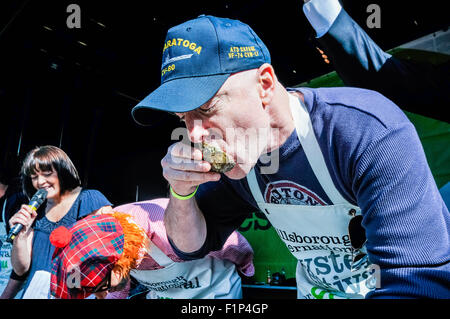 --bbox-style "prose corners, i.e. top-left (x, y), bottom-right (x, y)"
top-left (107, 198), bottom-right (255, 299)
top-left (50, 214), bottom-right (124, 299)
